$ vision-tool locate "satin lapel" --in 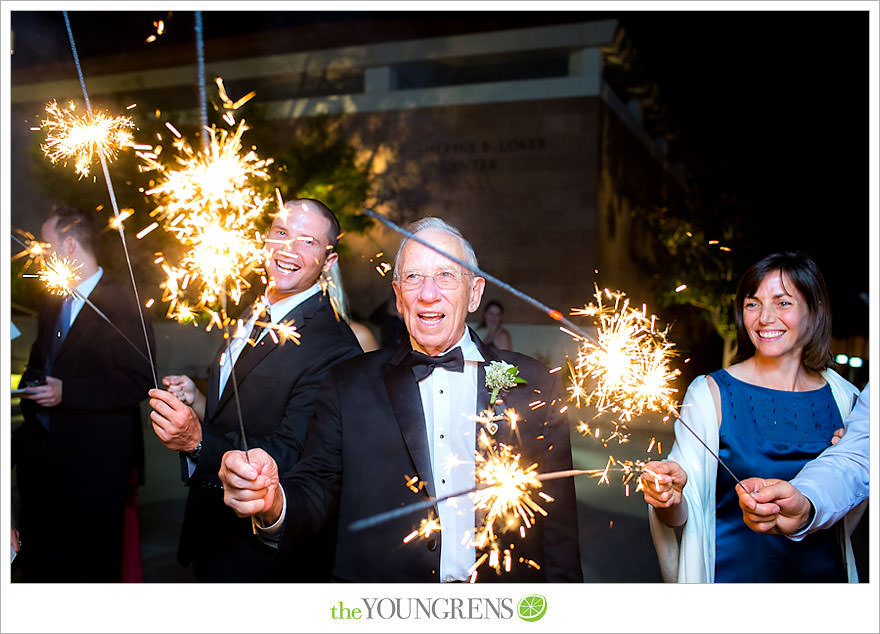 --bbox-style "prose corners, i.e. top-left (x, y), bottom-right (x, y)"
top-left (470, 328), bottom-right (517, 446)
top-left (383, 346), bottom-right (436, 499)
top-left (471, 327), bottom-right (493, 422)
top-left (49, 276), bottom-right (104, 365)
